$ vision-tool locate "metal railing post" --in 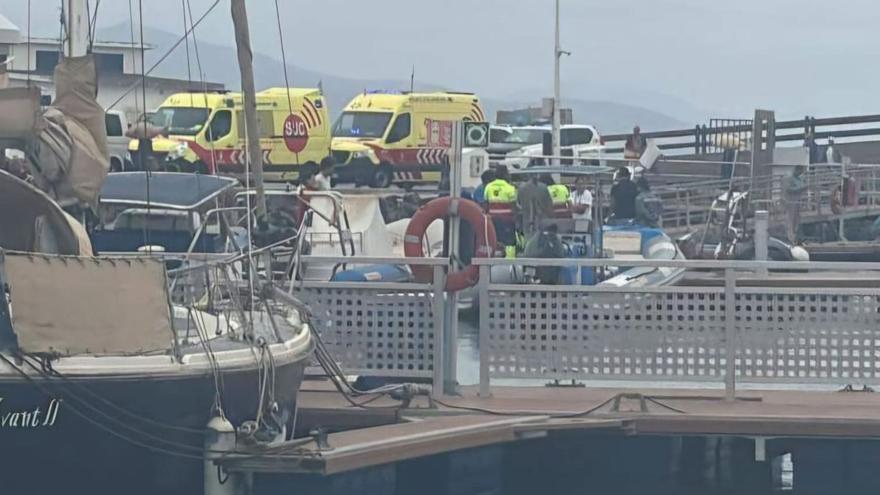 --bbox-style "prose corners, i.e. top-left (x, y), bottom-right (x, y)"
top-left (431, 264), bottom-right (446, 398)
top-left (724, 268), bottom-right (737, 401)
top-left (754, 210), bottom-right (769, 277)
top-left (478, 264), bottom-right (492, 397)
